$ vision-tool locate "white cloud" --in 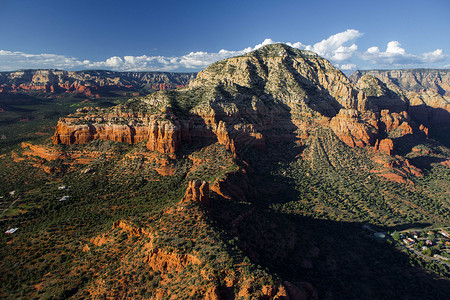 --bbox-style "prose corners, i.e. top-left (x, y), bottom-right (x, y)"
top-left (361, 41), bottom-right (447, 66)
top-left (422, 49), bottom-right (446, 63)
top-left (386, 41), bottom-right (406, 55)
top-left (0, 50), bottom-right (90, 71)
top-left (104, 56), bottom-right (123, 67)
top-left (306, 29), bottom-right (362, 62)
top-left (339, 64), bottom-right (357, 70)
top-left (366, 46), bottom-right (379, 54)
top-left (83, 31), bottom-right (363, 71)
top-left (332, 44), bottom-right (358, 61)
top-left (0, 30), bottom-right (447, 72)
